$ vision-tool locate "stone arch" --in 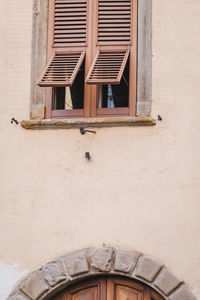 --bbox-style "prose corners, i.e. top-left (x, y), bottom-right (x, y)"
top-left (8, 247), bottom-right (195, 300)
